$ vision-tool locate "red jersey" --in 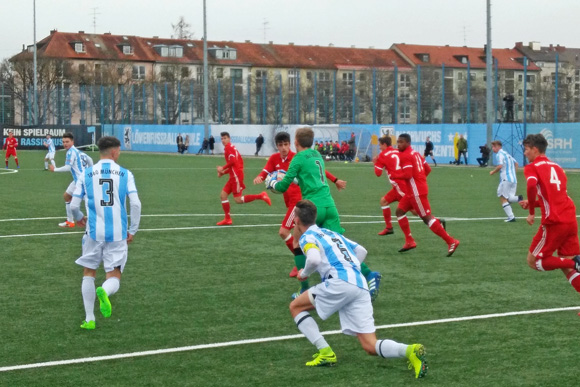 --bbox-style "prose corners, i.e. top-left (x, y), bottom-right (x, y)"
top-left (374, 146), bottom-right (406, 196)
top-left (524, 155), bottom-right (577, 225)
top-left (3, 137), bottom-right (18, 150)
top-left (258, 151), bottom-right (302, 207)
top-left (222, 142), bottom-right (243, 178)
top-left (399, 146), bottom-right (431, 196)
